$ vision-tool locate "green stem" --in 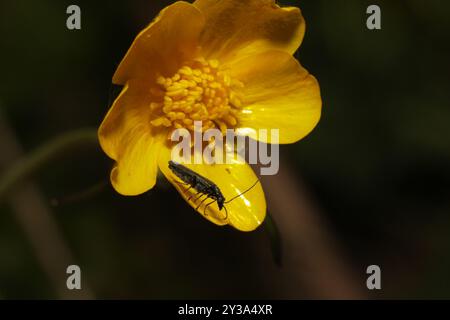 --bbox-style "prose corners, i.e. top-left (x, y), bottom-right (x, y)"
top-left (0, 128), bottom-right (98, 200)
top-left (264, 211), bottom-right (283, 267)
top-left (50, 180), bottom-right (108, 207)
